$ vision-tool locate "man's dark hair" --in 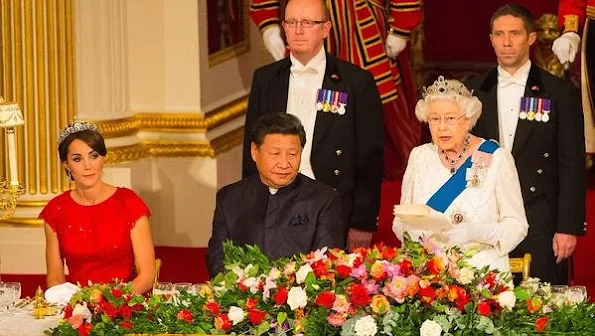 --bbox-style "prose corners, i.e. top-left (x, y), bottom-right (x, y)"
top-left (490, 3), bottom-right (535, 33)
top-left (250, 113), bottom-right (307, 148)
